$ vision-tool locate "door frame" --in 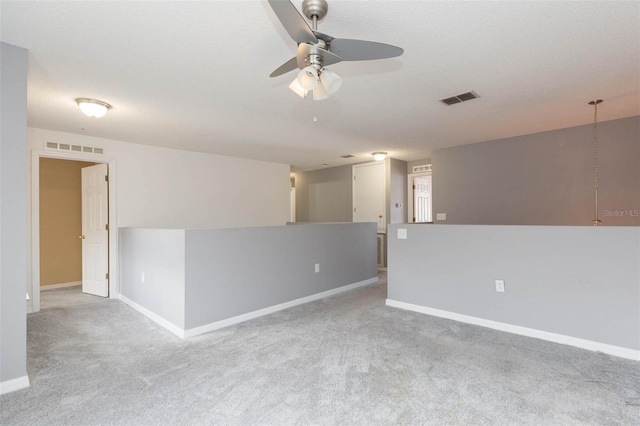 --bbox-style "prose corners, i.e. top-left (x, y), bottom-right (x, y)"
top-left (407, 172), bottom-right (432, 223)
top-left (30, 151), bottom-right (118, 313)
